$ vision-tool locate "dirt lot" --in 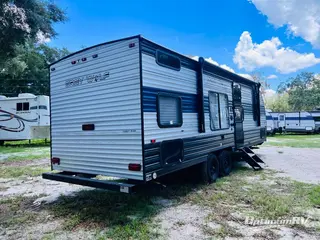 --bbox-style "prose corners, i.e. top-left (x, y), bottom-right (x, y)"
top-left (0, 143), bottom-right (320, 239)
